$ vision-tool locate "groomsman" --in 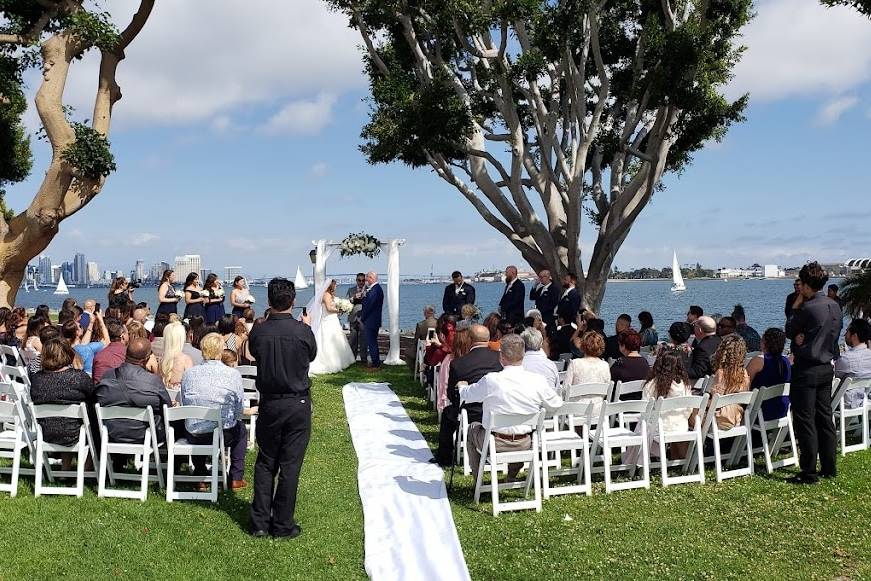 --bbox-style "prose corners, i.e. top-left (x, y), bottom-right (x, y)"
top-left (442, 271), bottom-right (476, 317)
top-left (556, 272), bottom-right (581, 323)
top-left (529, 269), bottom-right (561, 332)
top-left (498, 265), bottom-right (526, 324)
